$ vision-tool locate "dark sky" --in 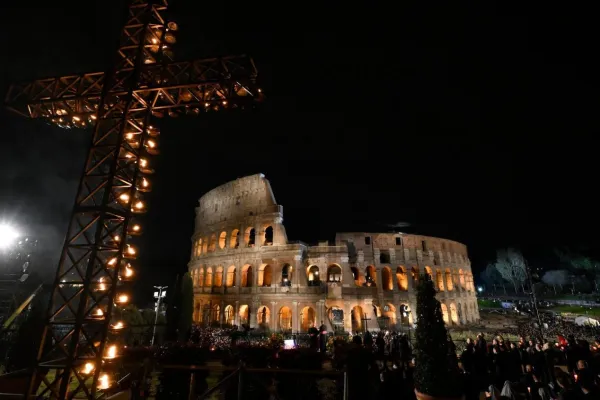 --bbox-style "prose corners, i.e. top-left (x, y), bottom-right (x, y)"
top-left (0, 1), bottom-right (597, 302)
